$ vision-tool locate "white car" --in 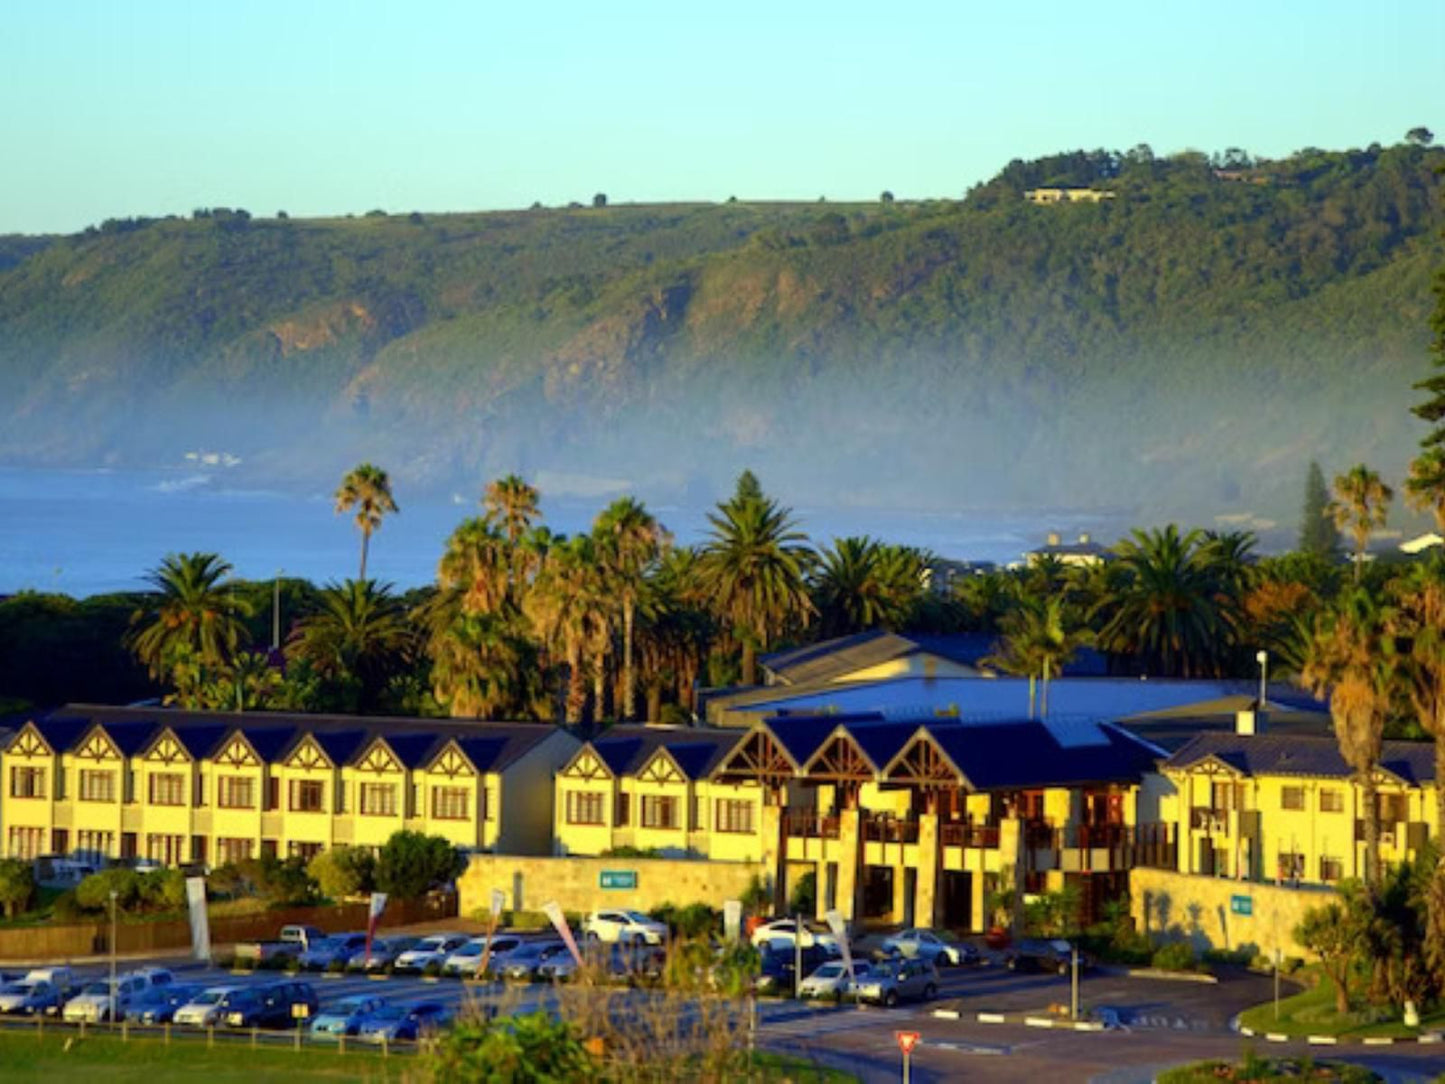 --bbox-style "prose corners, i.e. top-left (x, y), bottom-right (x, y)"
top-left (395, 933), bottom-right (470, 972)
top-left (797, 960), bottom-right (874, 1000)
top-left (63, 973), bottom-right (150, 1022)
top-left (881, 928), bottom-right (973, 966)
top-left (172, 986), bottom-right (241, 1028)
top-left (22, 966), bottom-right (77, 1001)
top-left (581, 909), bottom-right (667, 946)
top-left (749, 918), bottom-right (839, 953)
top-left (442, 934), bottom-right (524, 977)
